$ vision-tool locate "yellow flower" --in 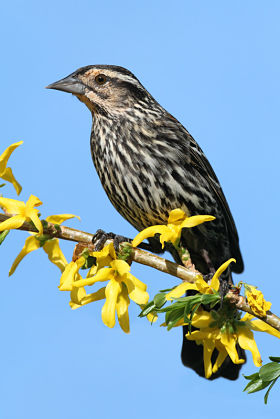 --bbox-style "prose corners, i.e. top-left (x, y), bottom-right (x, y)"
top-left (165, 258), bottom-right (235, 300)
top-left (9, 214), bottom-right (79, 275)
top-left (244, 285), bottom-right (272, 317)
top-left (184, 309), bottom-right (280, 379)
top-left (69, 277), bottom-right (93, 310)
top-left (0, 195), bottom-right (43, 234)
top-left (59, 256), bottom-right (86, 291)
top-left (72, 259), bottom-right (149, 333)
top-left (132, 208), bottom-right (215, 248)
top-left (89, 241), bottom-right (116, 272)
top-left (0, 141), bottom-right (23, 195)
